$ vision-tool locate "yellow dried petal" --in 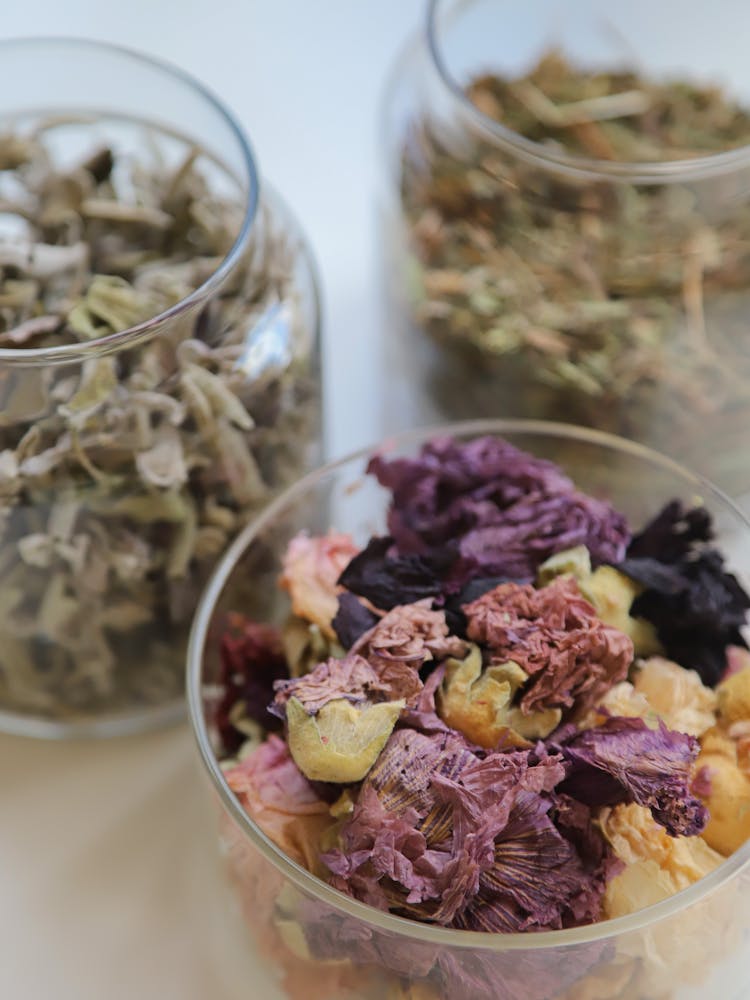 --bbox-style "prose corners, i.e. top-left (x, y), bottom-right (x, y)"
top-left (537, 544), bottom-right (591, 585)
top-left (438, 645), bottom-right (515, 748)
top-left (507, 704), bottom-right (562, 739)
top-left (286, 696), bottom-right (404, 783)
top-left (717, 666), bottom-right (750, 725)
top-left (633, 656), bottom-right (717, 737)
top-left (694, 746), bottom-right (750, 856)
top-left (600, 803), bottom-right (724, 918)
top-left (579, 566), bottom-right (661, 657)
top-left (437, 644), bottom-right (558, 747)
